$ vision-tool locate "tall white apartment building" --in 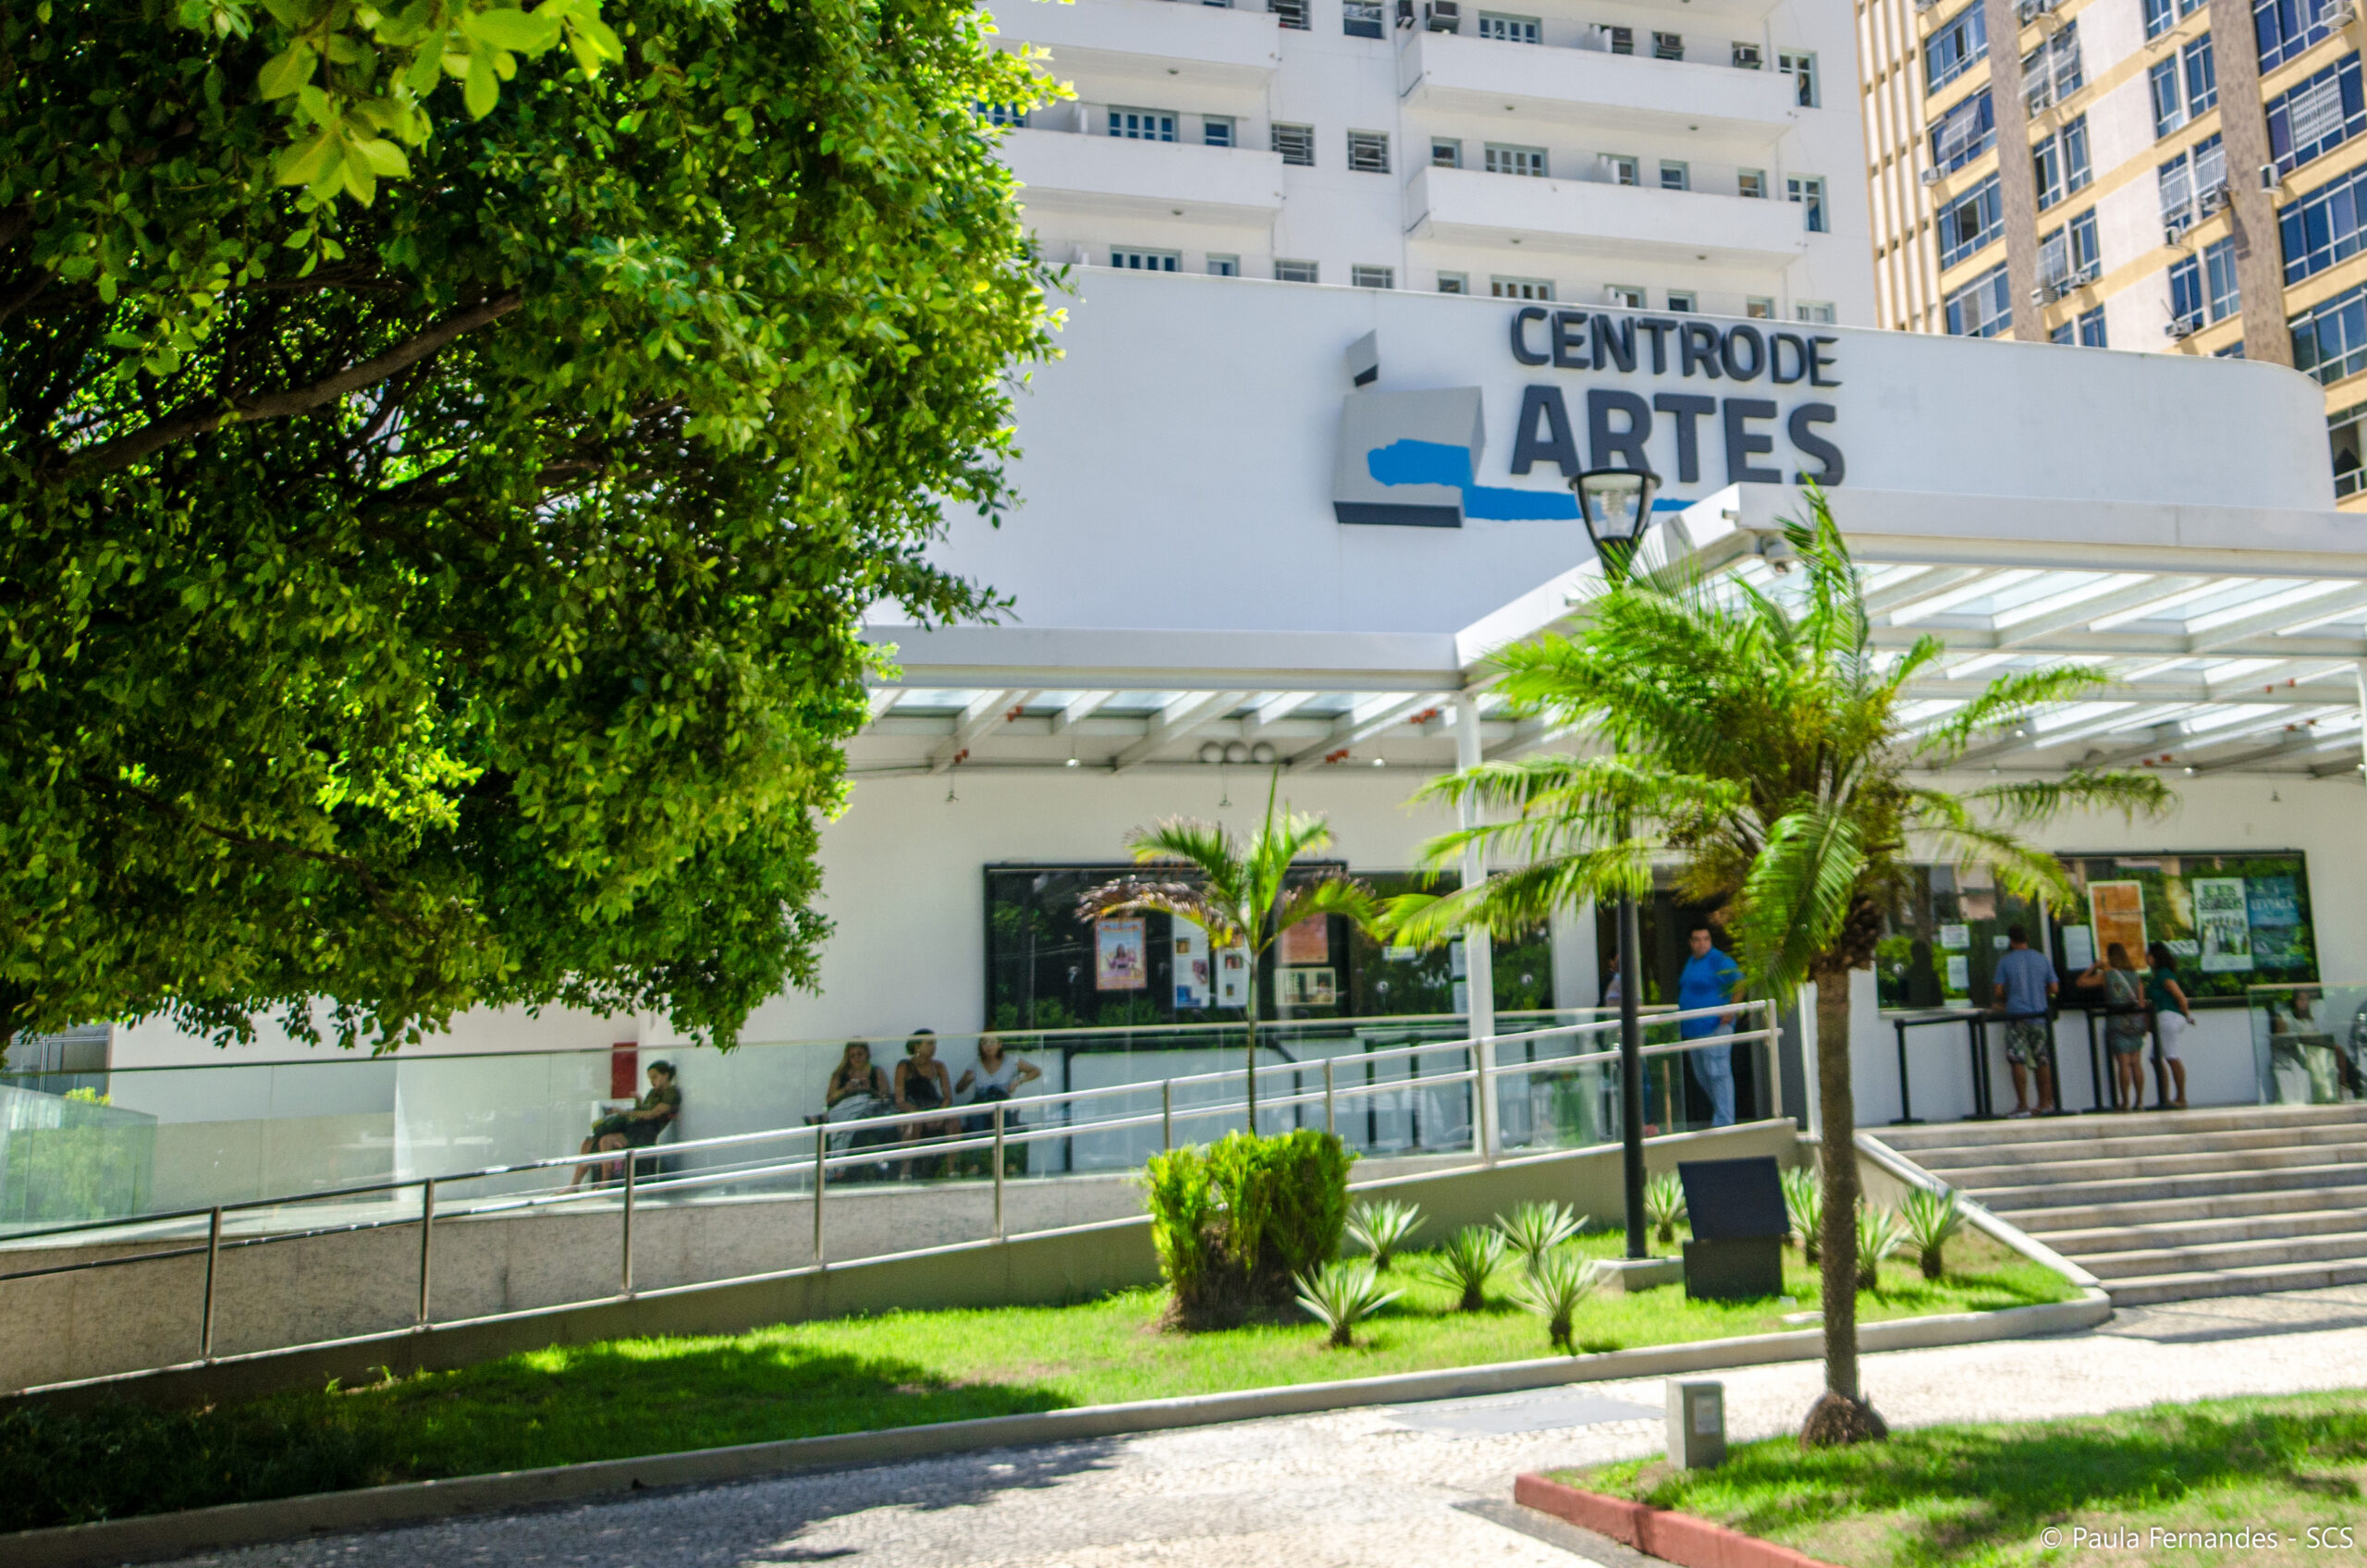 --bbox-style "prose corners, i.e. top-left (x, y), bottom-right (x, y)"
top-left (986, 0), bottom-right (1876, 325)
